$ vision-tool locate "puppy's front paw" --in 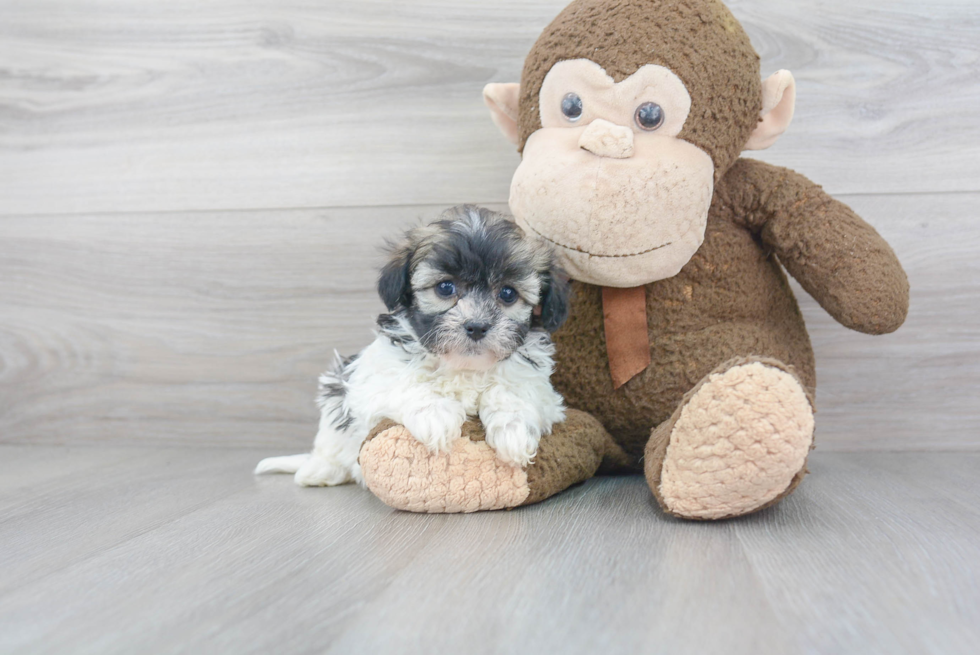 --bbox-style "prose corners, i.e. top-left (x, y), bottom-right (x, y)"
top-left (403, 399), bottom-right (466, 453)
top-left (485, 415), bottom-right (539, 468)
top-left (294, 454), bottom-right (353, 487)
